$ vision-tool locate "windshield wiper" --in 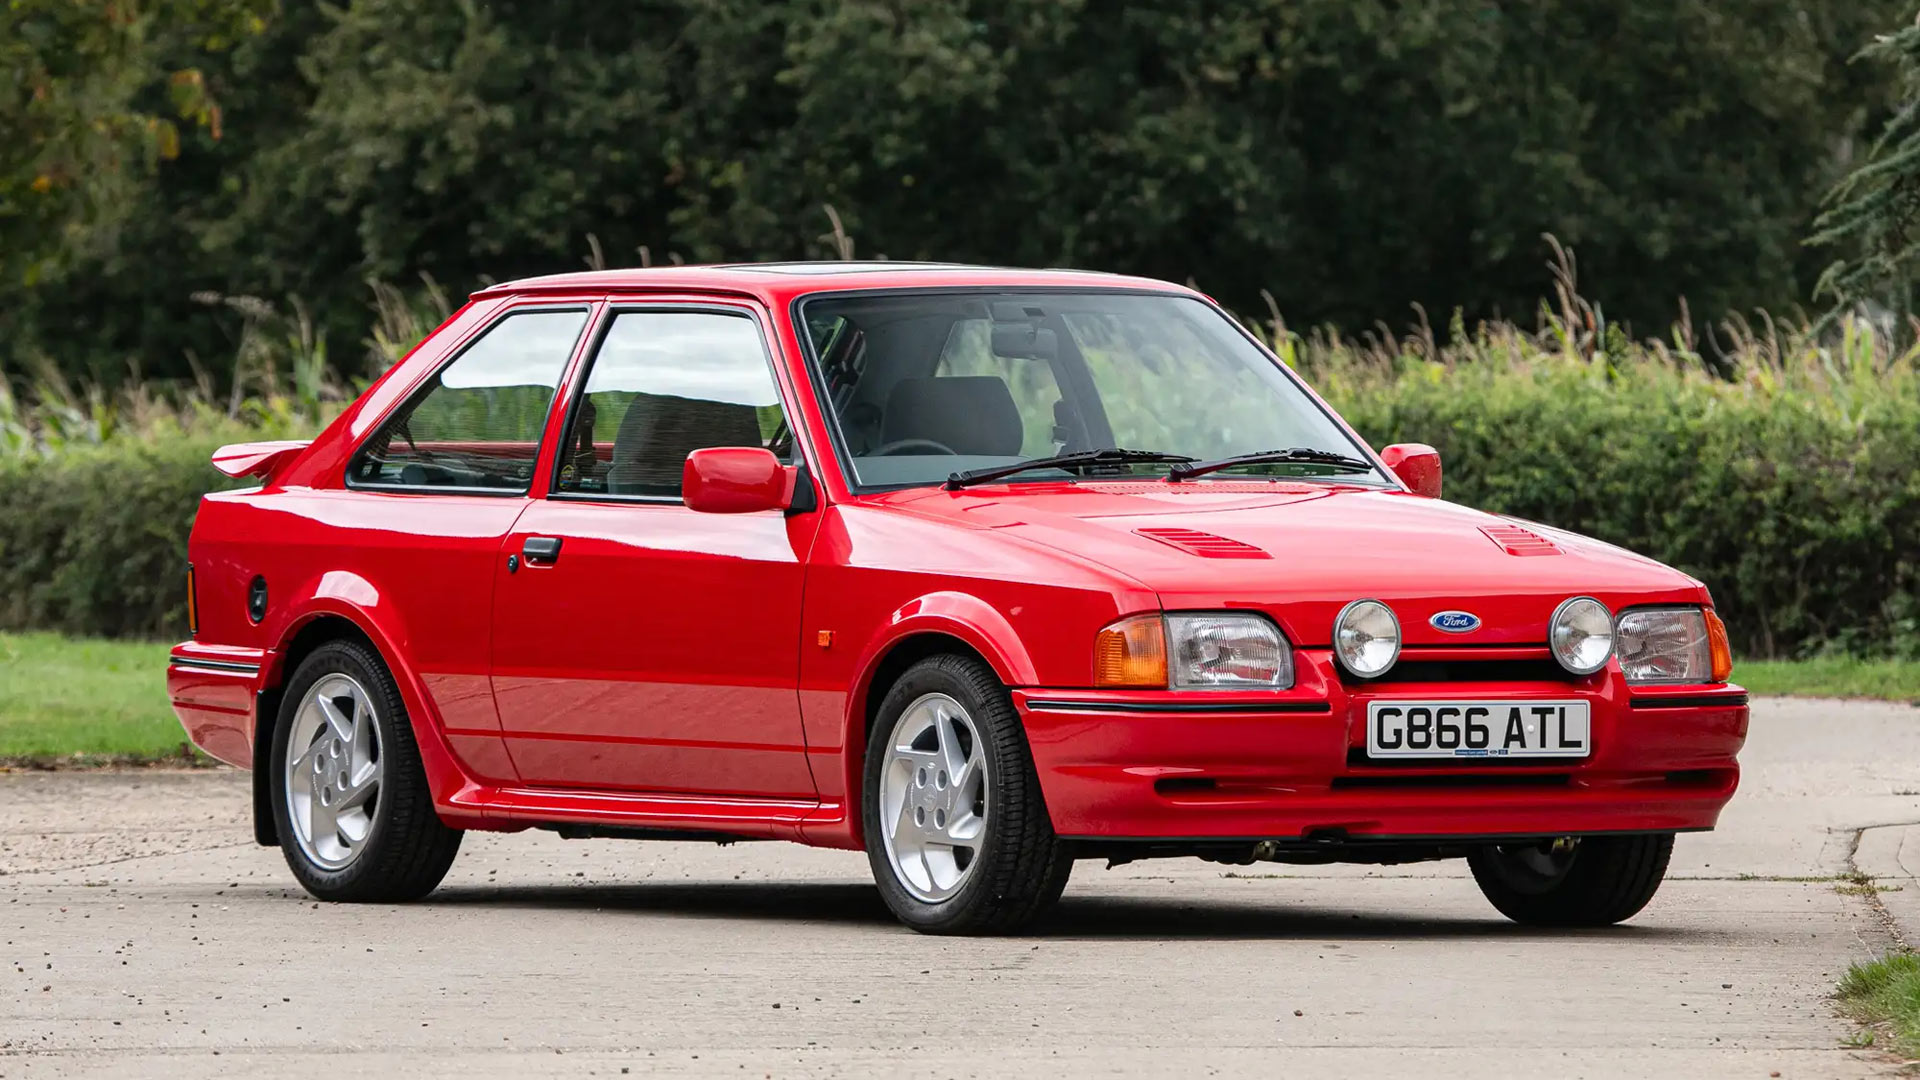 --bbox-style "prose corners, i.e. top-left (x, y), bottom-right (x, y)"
top-left (945, 448), bottom-right (1197, 490)
top-left (1166, 446), bottom-right (1377, 482)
